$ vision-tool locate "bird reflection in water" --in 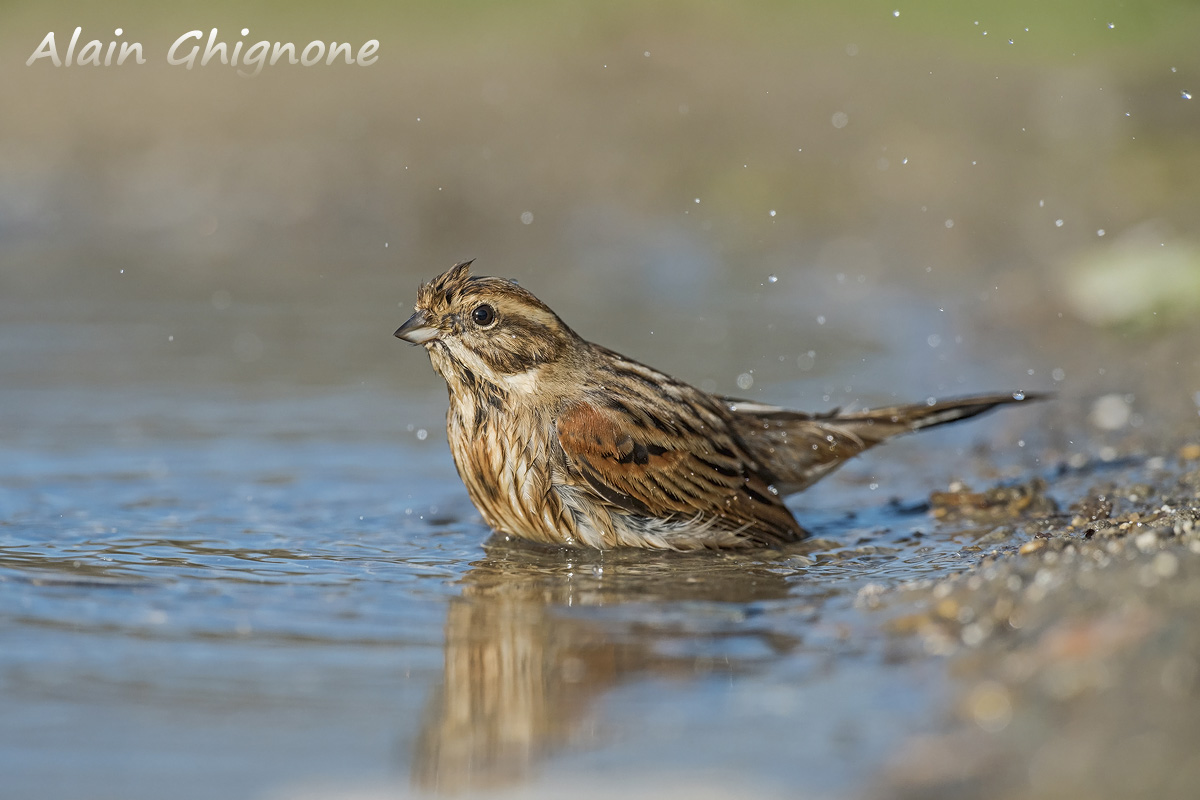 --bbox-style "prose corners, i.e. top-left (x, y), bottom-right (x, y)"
top-left (412, 536), bottom-right (833, 792)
